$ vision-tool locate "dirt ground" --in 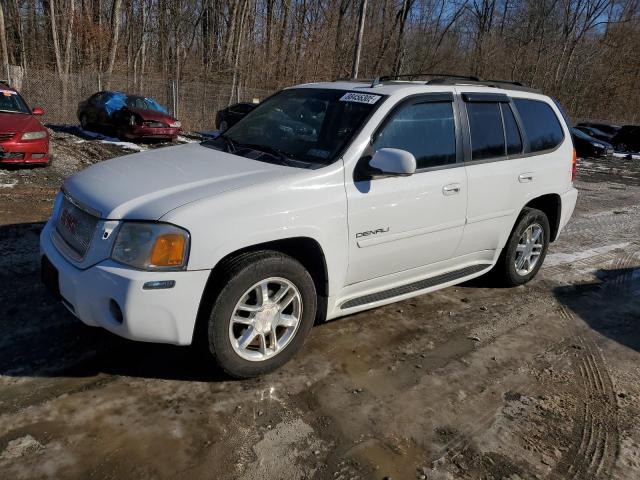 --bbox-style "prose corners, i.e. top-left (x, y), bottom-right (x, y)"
top-left (1, 129), bottom-right (639, 480)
